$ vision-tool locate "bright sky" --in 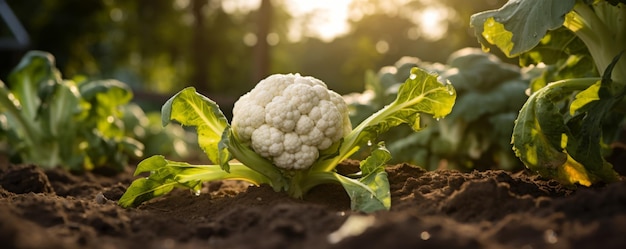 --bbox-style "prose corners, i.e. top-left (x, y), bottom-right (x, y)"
top-left (220, 0), bottom-right (449, 43)
top-left (221, 0), bottom-right (352, 42)
top-left (283, 0), bottom-right (352, 42)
